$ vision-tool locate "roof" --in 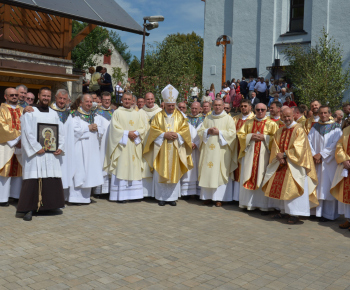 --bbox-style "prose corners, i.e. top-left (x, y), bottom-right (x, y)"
top-left (1, 0), bottom-right (146, 35)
